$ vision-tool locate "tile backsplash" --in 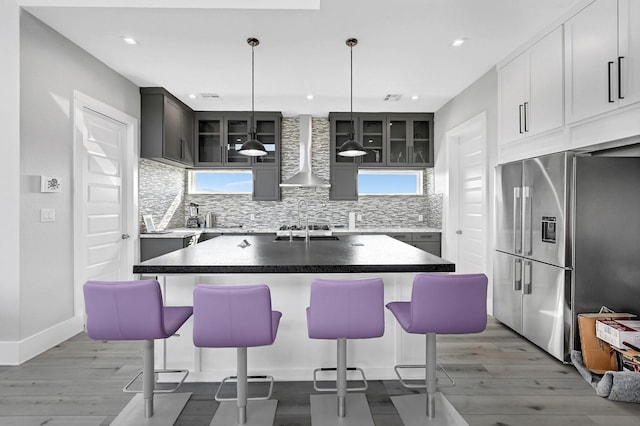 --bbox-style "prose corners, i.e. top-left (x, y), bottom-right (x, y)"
top-left (139, 117), bottom-right (442, 232)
